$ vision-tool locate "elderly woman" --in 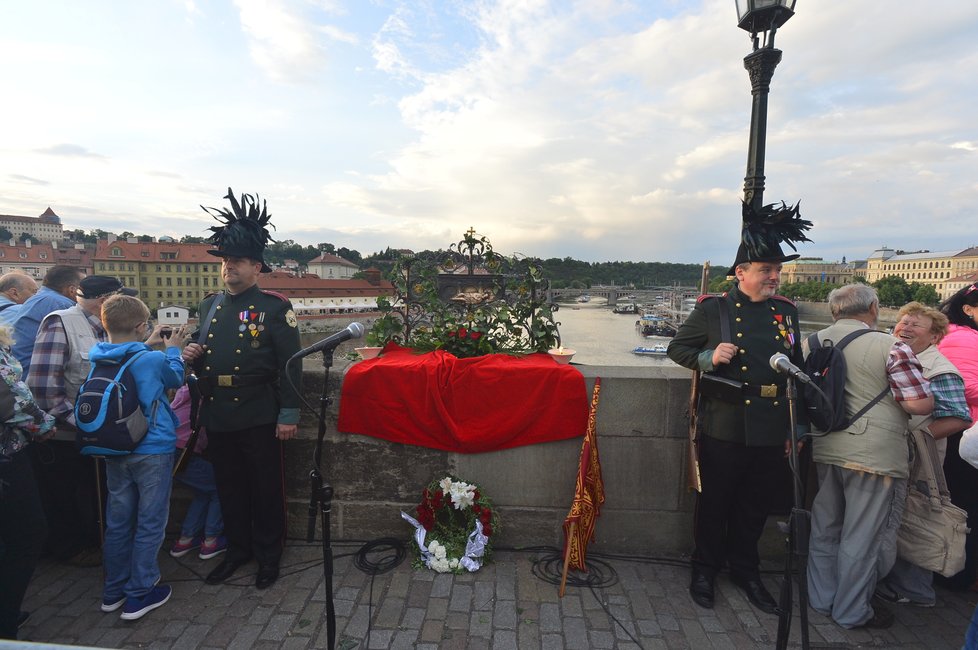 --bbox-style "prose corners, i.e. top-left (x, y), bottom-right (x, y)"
top-left (874, 302), bottom-right (972, 607)
top-left (0, 325), bottom-right (56, 639)
top-left (935, 283), bottom-right (978, 593)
